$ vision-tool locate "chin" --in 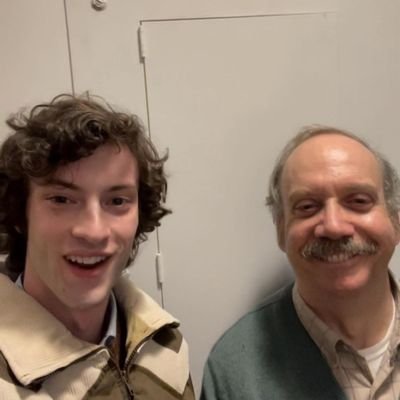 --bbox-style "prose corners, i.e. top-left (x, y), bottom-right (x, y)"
top-left (67, 288), bottom-right (111, 309)
top-left (324, 273), bottom-right (372, 296)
